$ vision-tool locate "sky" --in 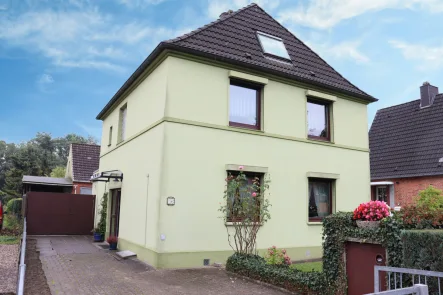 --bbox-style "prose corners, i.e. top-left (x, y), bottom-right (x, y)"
top-left (1, 0), bottom-right (443, 143)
